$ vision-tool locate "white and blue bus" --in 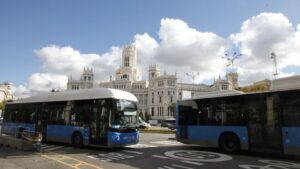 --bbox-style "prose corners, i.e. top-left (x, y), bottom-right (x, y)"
top-left (2, 88), bottom-right (139, 147)
top-left (176, 88), bottom-right (300, 155)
